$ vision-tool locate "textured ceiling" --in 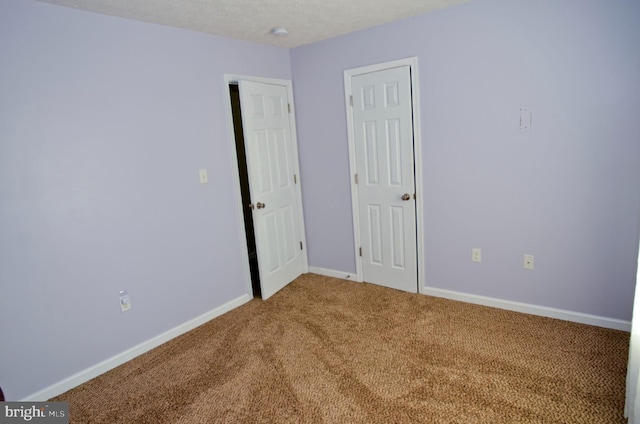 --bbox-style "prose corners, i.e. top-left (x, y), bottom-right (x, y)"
top-left (36, 0), bottom-right (471, 48)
